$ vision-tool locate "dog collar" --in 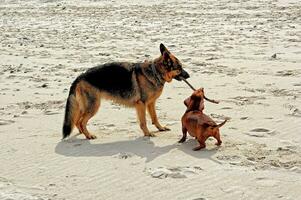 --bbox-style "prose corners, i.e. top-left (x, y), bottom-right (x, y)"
top-left (151, 62), bottom-right (165, 85)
